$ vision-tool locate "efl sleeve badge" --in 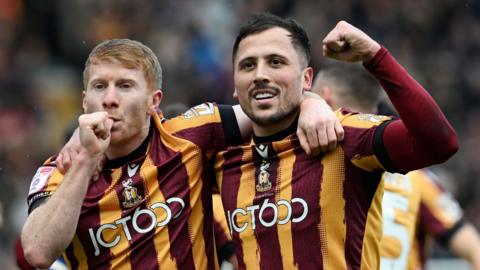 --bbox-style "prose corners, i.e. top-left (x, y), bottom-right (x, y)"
top-left (28, 166), bottom-right (54, 195)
